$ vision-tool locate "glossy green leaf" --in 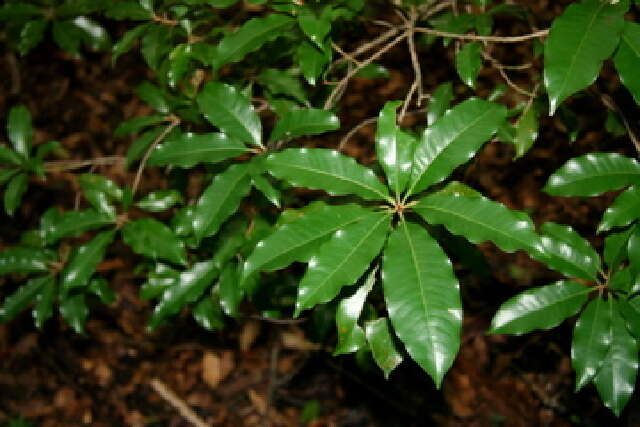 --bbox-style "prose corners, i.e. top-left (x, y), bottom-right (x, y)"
top-left (148, 131), bottom-right (249, 168)
top-left (415, 193), bottom-right (543, 255)
top-left (218, 262), bottom-right (241, 317)
top-left (60, 230), bottom-right (115, 292)
top-left (41, 208), bottom-right (115, 245)
top-left (257, 68), bottom-right (309, 106)
top-left (455, 42), bottom-right (482, 88)
top-left (296, 40), bottom-right (331, 86)
top-left (572, 296), bottom-right (613, 390)
top-left (167, 44), bottom-right (191, 89)
top-left (536, 222), bottom-right (601, 281)
top-left (490, 280), bottom-right (590, 334)
top-left (383, 221), bottom-right (461, 388)
top-left (243, 203), bottom-right (372, 279)
top-left (114, 114), bottom-right (166, 137)
top-left (614, 22), bottom-right (640, 105)
top-left (136, 190), bottom-right (183, 212)
top-left (78, 174), bottom-right (123, 217)
top-left (354, 63), bottom-right (389, 79)
top-left (7, 105), bottom-right (32, 158)
top-left (33, 276), bottom-right (55, 328)
top-left (140, 25), bottom-right (172, 70)
top-left (365, 317), bottom-right (403, 379)
top-left (609, 268), bottom-right (633, 293)
top-left (298, 10), bottom-right (331, 49)
top-left (73, 17), bottom-right (110, 51)
top-left (87, 276), bottom-right (115, 304)
top-left (4, 172), bottom-right (28, 216)
top-left (427, 82), bottom-right (454, 126)
top-left (122, 218), bottom-right (187, 265)
top-left (265, 148), bottom-right (391, 202)
top-left (544, 0), bottom-right (628, 114)
top-left (251, 174), bottom-right (281, 208)
top-left (375, 101), bottom-right (414, 196)
top-left (594, 300), bottom-right (638, 416)
top-left (126, 127), bottom-right (164, 166)
top-left (112, 23), bottom-right (150, 64)
top-left (544, 153), bottom-right (640, 196)
top-left (149, 260), bottom-right (219, 329)
top-left (192, 163), bottom-right (252, 240)
top-left (196, 82), bottom-right (262, 147)
top-left (604, 227), bottom-right (633, 270)
top-left (136, 81), bottom-right (170, 114)
top-left (619, 297), bottom-right (640, 339)
top-left (59, 293), bottom-right (88, 334)
top-left (269, 110), bottom-right (339, 142)
top-left (140, 263), bottom-right (179, 300)
top-left (105, 1), bottom-right (153, 20)
top-left (295, 212), bottom-right (391, 316)
top-left (0, 246), bottom-right (56, 275)
top-left (599, 186), bottom-right (640, 232)
top-left (212, 14), bottom-right (295, 70)
top-left (409, 98), bottom-right (507, 194)
top-left (0, 275), bottom-right (51, 322)
top-left (192, 294), bottom-right (224, 331)
top-left (513, 104), bottom-right (539, 158)
top-left (52, 21), bottom-right (83, 56)
top-left (18, 20), bottom-right (48, 55)
top-left (628, 224), bottom-right (640, 278)
top-left (334, 267), bottom-right (376, 355)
